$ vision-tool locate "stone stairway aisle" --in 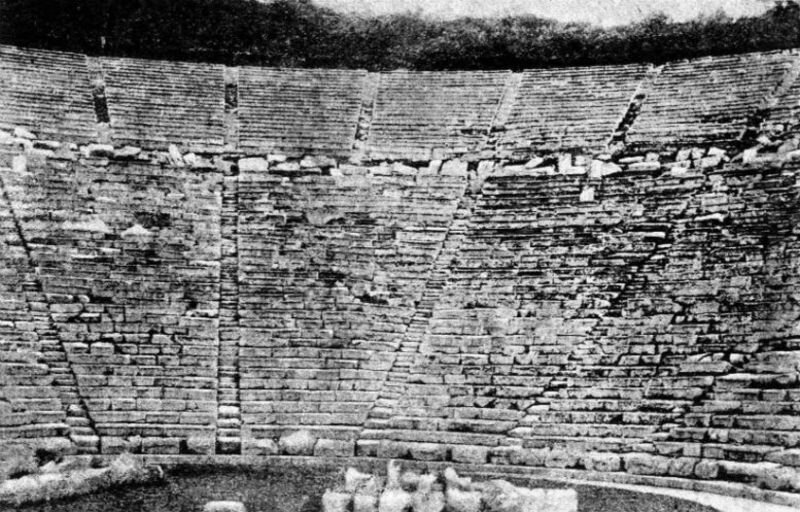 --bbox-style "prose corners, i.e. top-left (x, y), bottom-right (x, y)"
top-left (364, 173), bottom-right (476, 430)
top-left (0, 172), bottom-right (100, 453)
top-left (216, 160), bottom-right (242, 454)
